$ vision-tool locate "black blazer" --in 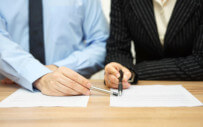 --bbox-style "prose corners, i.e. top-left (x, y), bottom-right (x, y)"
top-left (105, 0), bottom-right (203, 82)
